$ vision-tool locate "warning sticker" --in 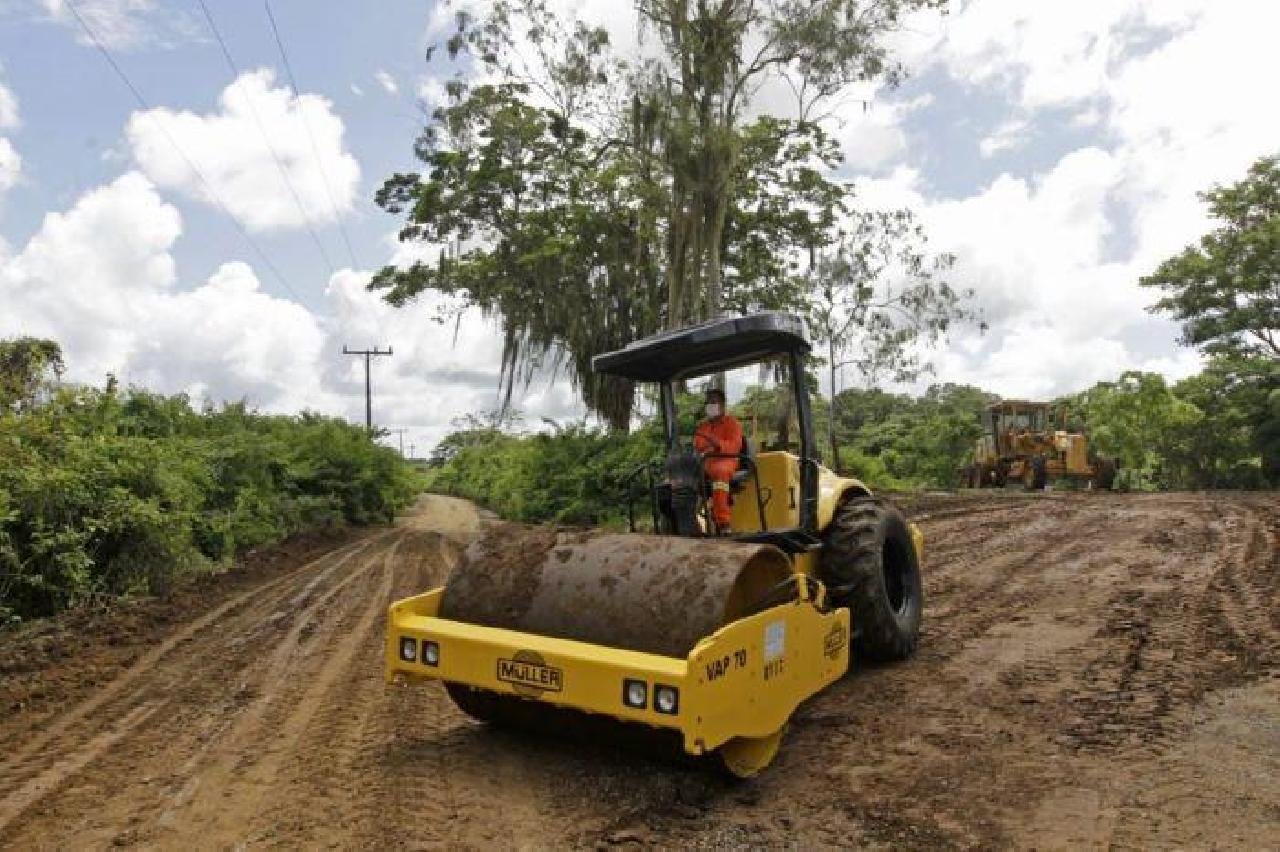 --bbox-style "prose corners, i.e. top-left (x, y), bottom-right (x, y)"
top-left (764, 621), bottom-right (786, 661)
